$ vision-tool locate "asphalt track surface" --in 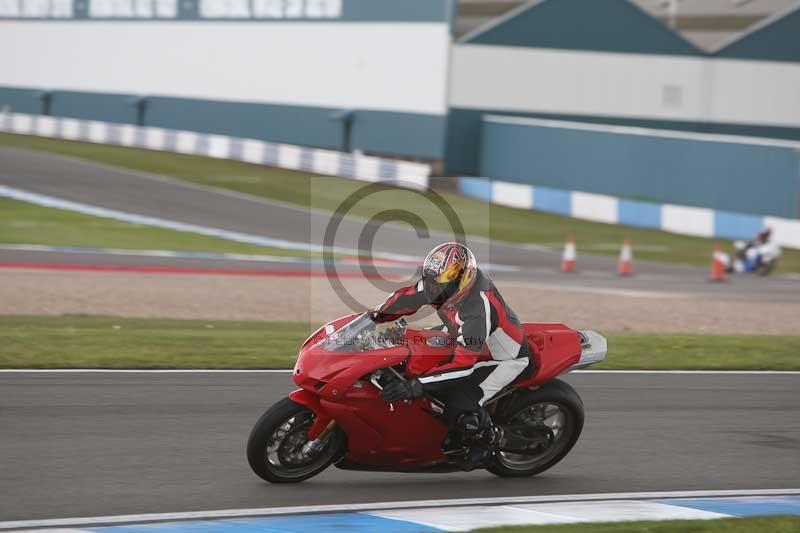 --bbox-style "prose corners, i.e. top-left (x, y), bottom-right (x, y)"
top-left (1, 371), bottom-right (798, 521)
top-left (2, 147), bottom-right (798, 301)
